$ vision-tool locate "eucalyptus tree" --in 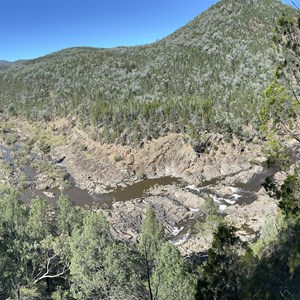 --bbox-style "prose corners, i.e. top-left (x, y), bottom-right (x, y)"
top-left (0, 189), bottom-right (29, 299)
top-left (56, 193), bottom-right (83, 236)
top-left (195, 197), bottom-right (224, 239)
top-left (69, 211), bottom-right (111, 299)
top-left (151, 242), bottom-right (197, 300)
top-left (138, 204), bottom-right (165, 300)
top-left (196, 224), bottom-right (249, 300)
top-left (70, 210), bottom-right (143, 299)
top-left (259, 5), bottom-right (300, 165)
